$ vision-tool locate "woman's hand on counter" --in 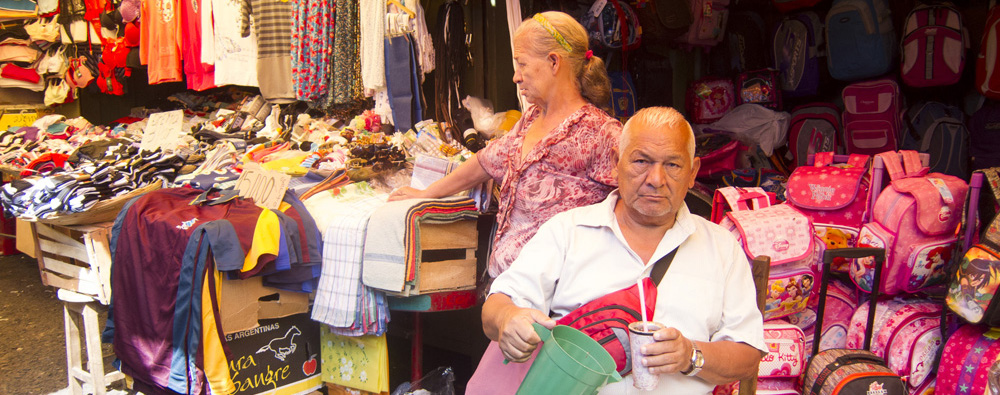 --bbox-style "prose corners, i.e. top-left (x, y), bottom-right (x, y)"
top-left (388, 186), bottom-right (428, 201)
